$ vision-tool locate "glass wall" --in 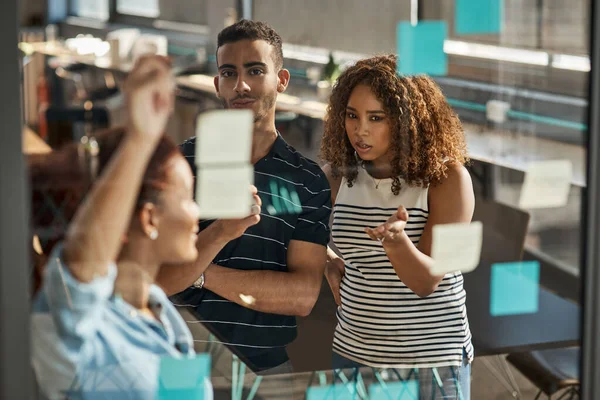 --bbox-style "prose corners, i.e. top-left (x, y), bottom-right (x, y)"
top-left (10, 0), bottom-right (600, 398)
